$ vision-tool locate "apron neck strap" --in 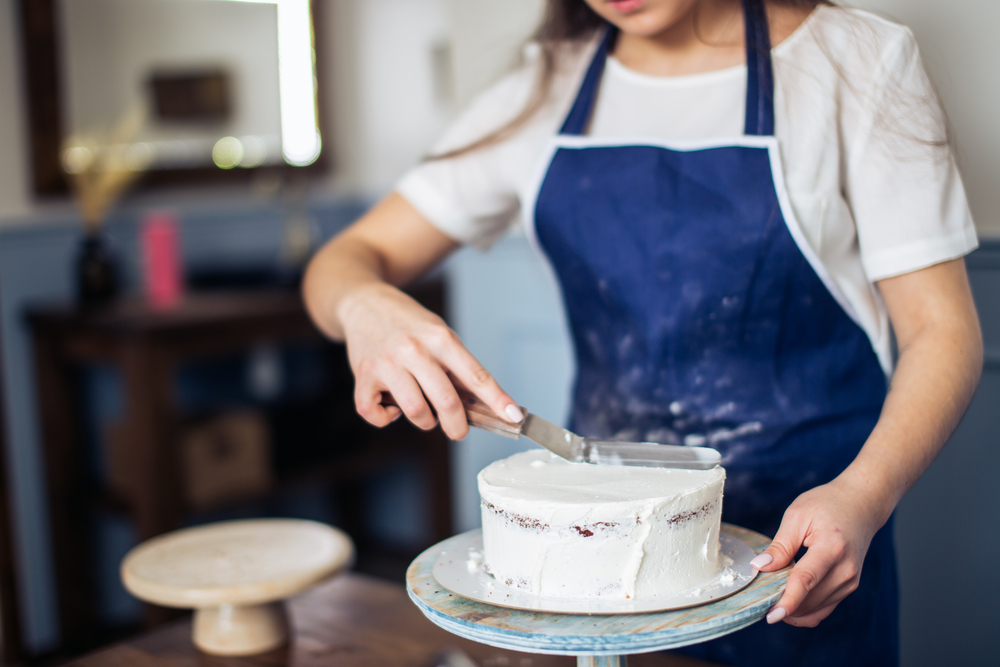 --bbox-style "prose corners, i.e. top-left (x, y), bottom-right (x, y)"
top-left (559, 28), bottom-right (617, 135)
top-left (742, 0), bottom-right (774, 136)
top-left (559, 0), bottom-right (776, 137)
